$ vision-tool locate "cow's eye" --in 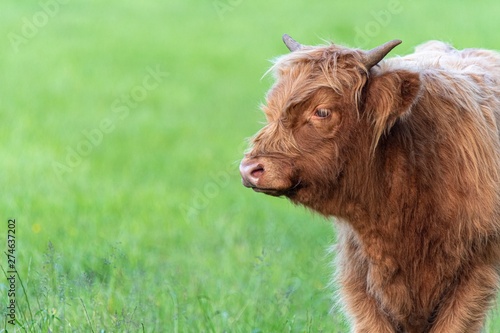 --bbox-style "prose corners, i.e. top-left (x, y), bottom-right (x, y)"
top-left (314, 108), bottom-right (331, 118)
